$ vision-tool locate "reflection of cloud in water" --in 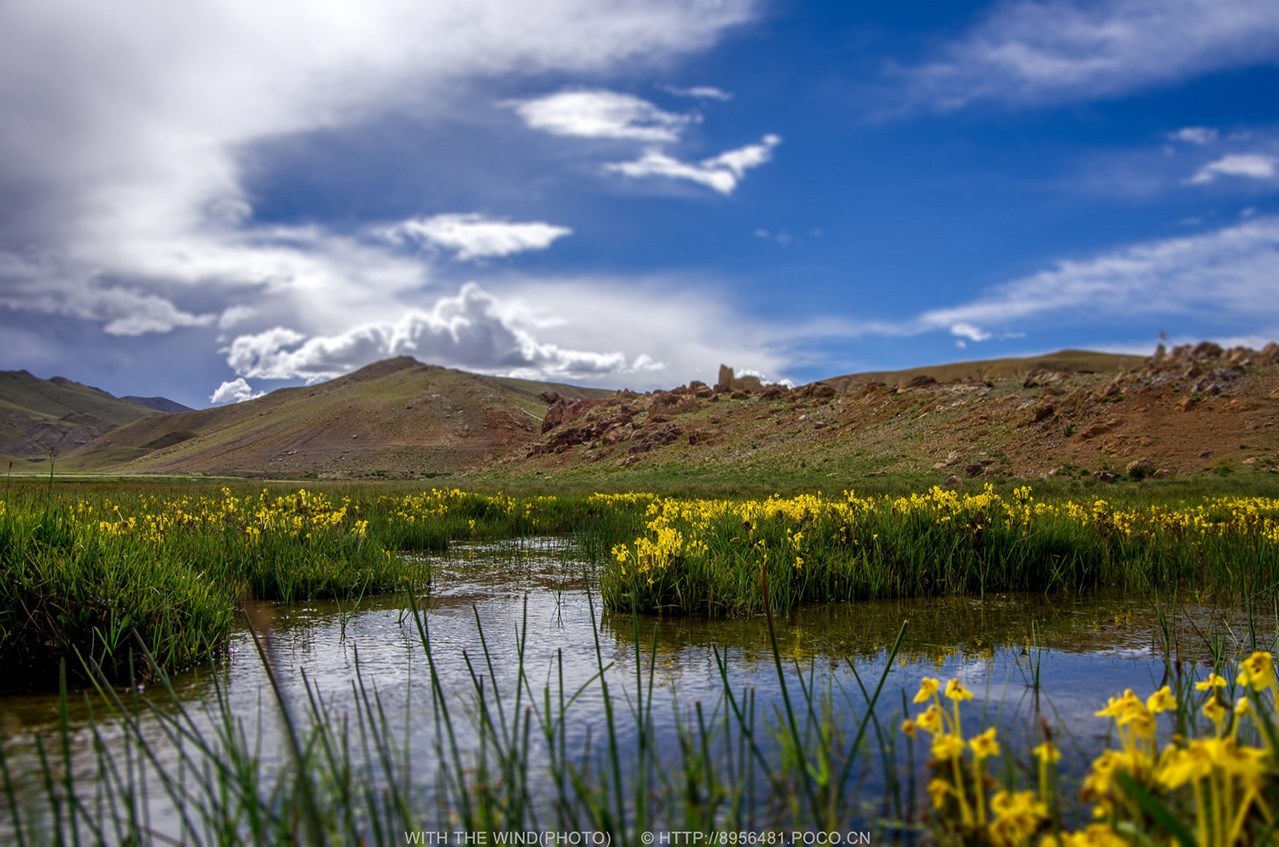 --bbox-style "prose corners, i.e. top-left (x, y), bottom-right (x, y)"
top-left (3, 537), bottom-right (1275, 838)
